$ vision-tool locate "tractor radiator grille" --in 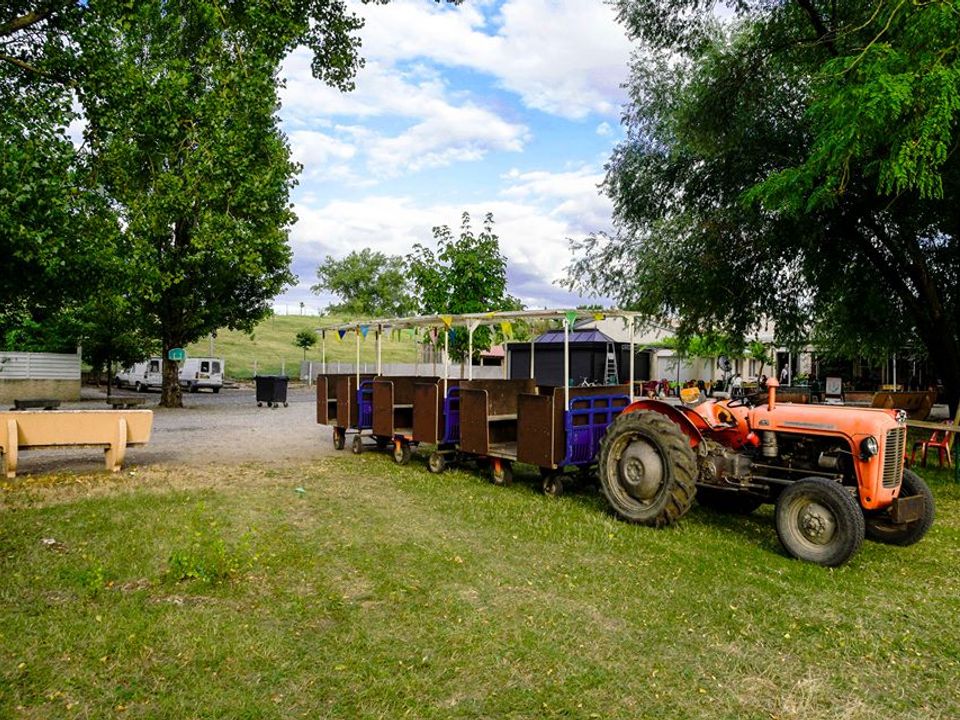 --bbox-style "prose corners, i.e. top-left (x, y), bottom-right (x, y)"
top-left (882, 427), bottom-right (907, 489)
